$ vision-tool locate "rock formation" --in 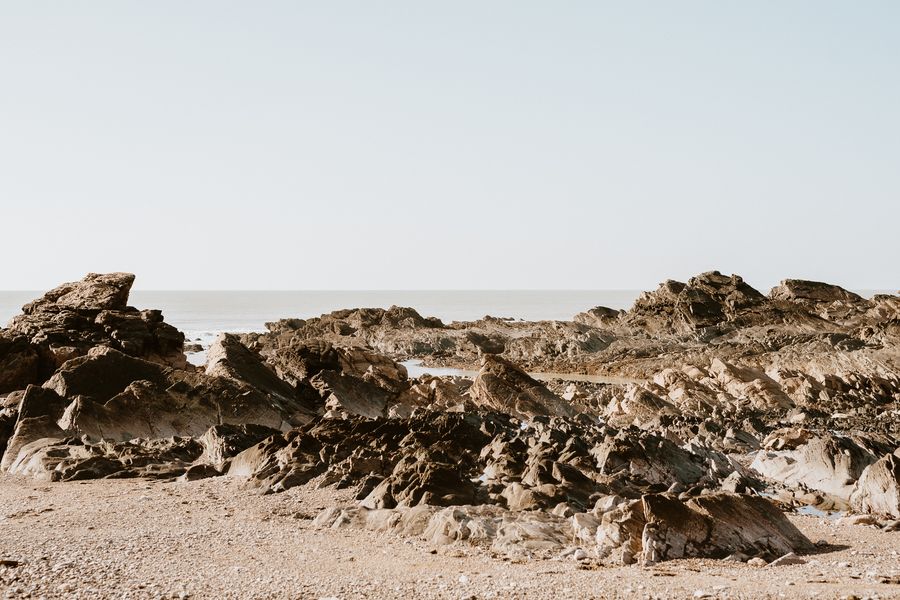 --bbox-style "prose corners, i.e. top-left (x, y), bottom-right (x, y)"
top-left (1, 272), bottom-right (185, 394)
top-left (1, 271), bottom-right (898, 563)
